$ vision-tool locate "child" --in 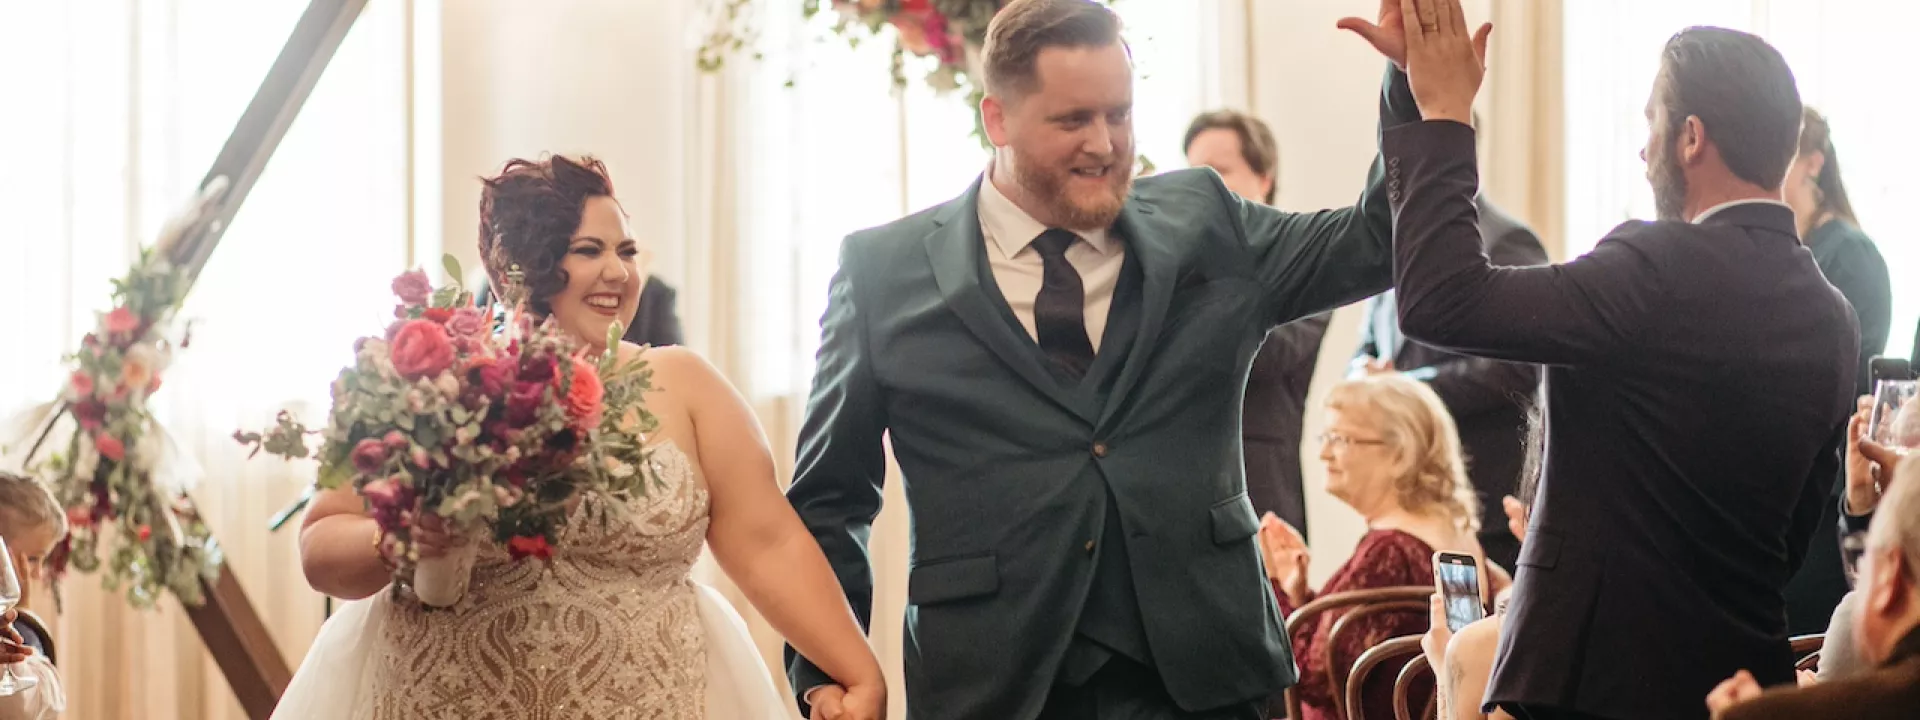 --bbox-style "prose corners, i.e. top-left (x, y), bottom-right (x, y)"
top-left (0, 471), bottom-right (64, 720)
